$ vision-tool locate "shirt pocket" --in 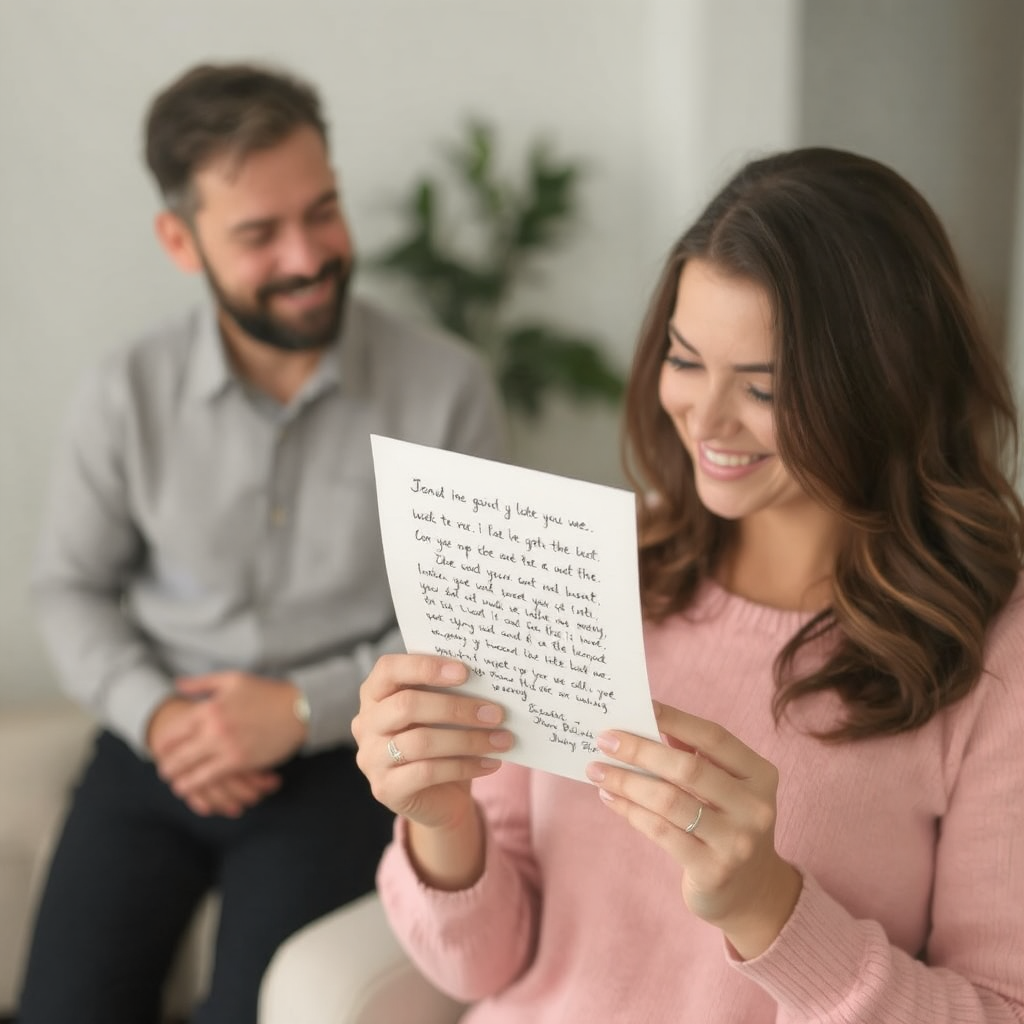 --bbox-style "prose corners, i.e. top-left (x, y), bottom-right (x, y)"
top-left (290, 472), bottom-right (391, 610)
